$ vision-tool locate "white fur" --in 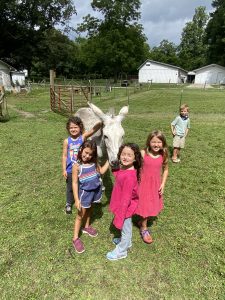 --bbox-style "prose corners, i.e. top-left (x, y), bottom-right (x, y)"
top-left (75, 102), bottom-right (129, 164)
